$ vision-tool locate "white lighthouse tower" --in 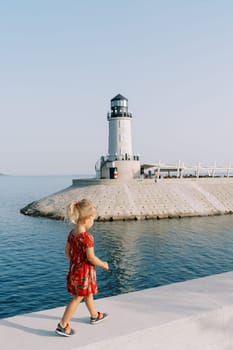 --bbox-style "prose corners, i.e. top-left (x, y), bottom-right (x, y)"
top-left (96, 94), bottom-right (140, 180)
top-left (108, 94), bottom-right (133, 161)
